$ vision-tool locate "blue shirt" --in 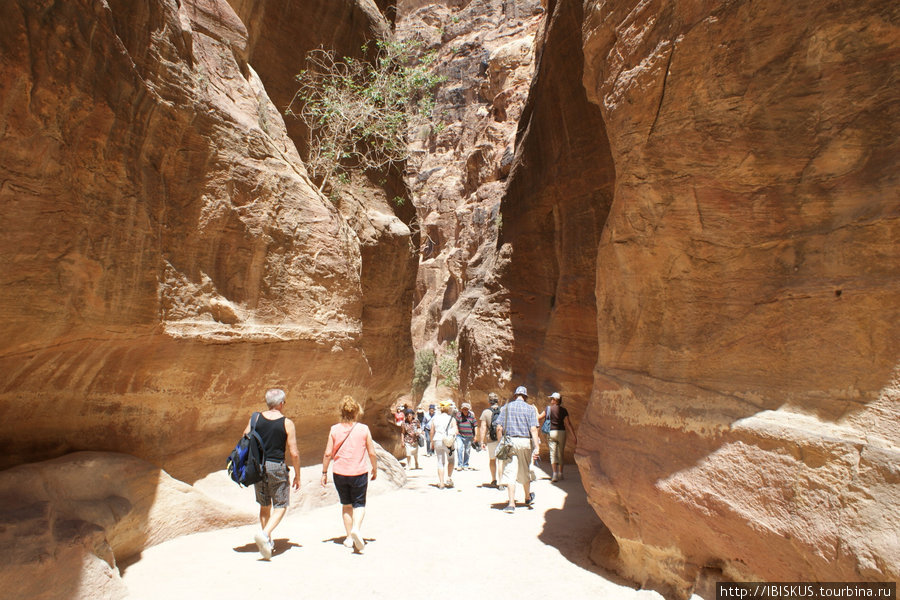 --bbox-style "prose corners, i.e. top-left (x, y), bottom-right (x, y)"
top-left (422, 411), bottom-right (435, 431)
top-left (498, 398), bottom-right (538, 437)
